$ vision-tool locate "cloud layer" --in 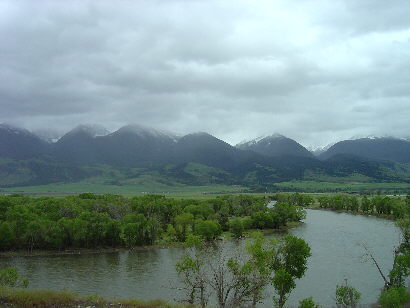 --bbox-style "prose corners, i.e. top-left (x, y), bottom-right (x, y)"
top-left (1, 0), bottom-right (409, 148)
